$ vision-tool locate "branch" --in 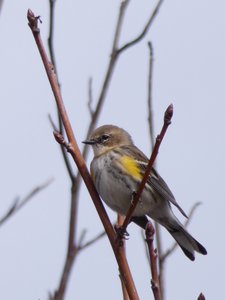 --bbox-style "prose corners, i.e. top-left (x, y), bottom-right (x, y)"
top-left (47, 0), bottom-right (74, 182)
top-left (145, 222), bottom-right (161, 300)
top-left (27, 10), bottom-right (139, 299)
top-left (0, 178), bottom-right (53, 226)
top-left (77, 229), bottom-right (106, 251)
top-left (160, 202), bottom-right (202, 262)
top-left (117, 215), bottom-right (130, 300)
top-left (117, 0), bottom-right (164, 54)
top-left (121, 104), bottom-right (173, 231)
top-left (82, 0), bottom-right (130, 162)
top-left (146, 41), bottom-right (164, 299)
top-left (147, 41), bottom-right (154, 149)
